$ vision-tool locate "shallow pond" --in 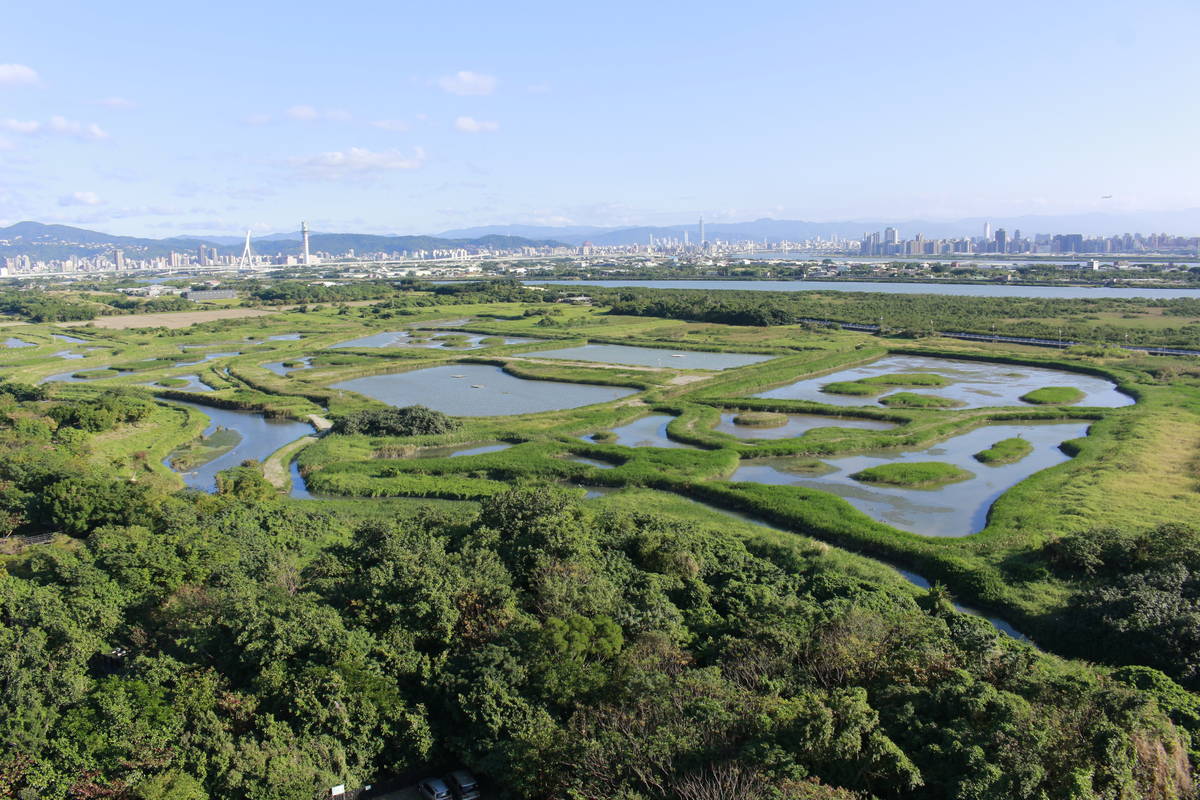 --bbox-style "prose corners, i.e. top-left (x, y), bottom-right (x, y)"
top-left (421, 442), bottom-right (511, 458)
top-left (262, 357), bottom-right (314, 376)
top-left (331, 330), bottom-right (534, 350)
top-left (332, 364), bottom-right (637, 416)
top-left (3, 338), bottom-right (34, 348)
top-left (530, 344), bottom-right (773, 370)
top-left (40, 367), bottom-right (113, 383)
top-left (566, 455), bottom-right (618, 469)
top-left (585, 414), bottom-right (691, 448)
top-left (53, 350), bottom-right (86, 360)
top-left (155, 375), bottom-right (214, 392)
top-left (177, 351), bottom-right (240, 367)
top-left (754, 354), bottom-right (1131, 408)
top-left (52, 334), bottom-right (87, 344)
top-left (265, 333), bottom-right (303, 341)
top-left (714, 412), bottom-right (896, 439)
top-left (165, 401), bottom-right (313, 492)
top-left (731, 421), bottom-right (1090, 537)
